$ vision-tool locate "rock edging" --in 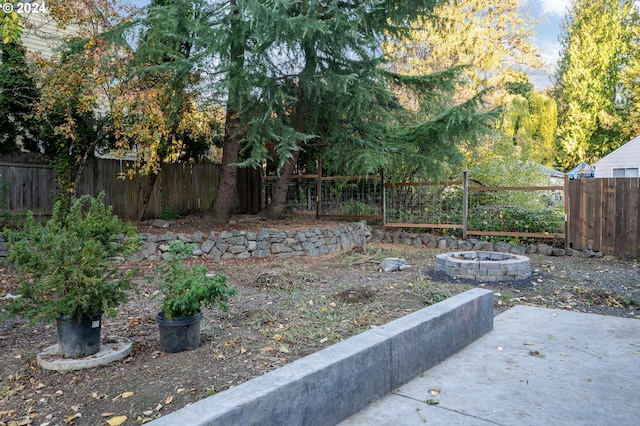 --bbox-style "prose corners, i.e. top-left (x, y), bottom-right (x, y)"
top-left (374, 228), bottom-right (603, 258)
